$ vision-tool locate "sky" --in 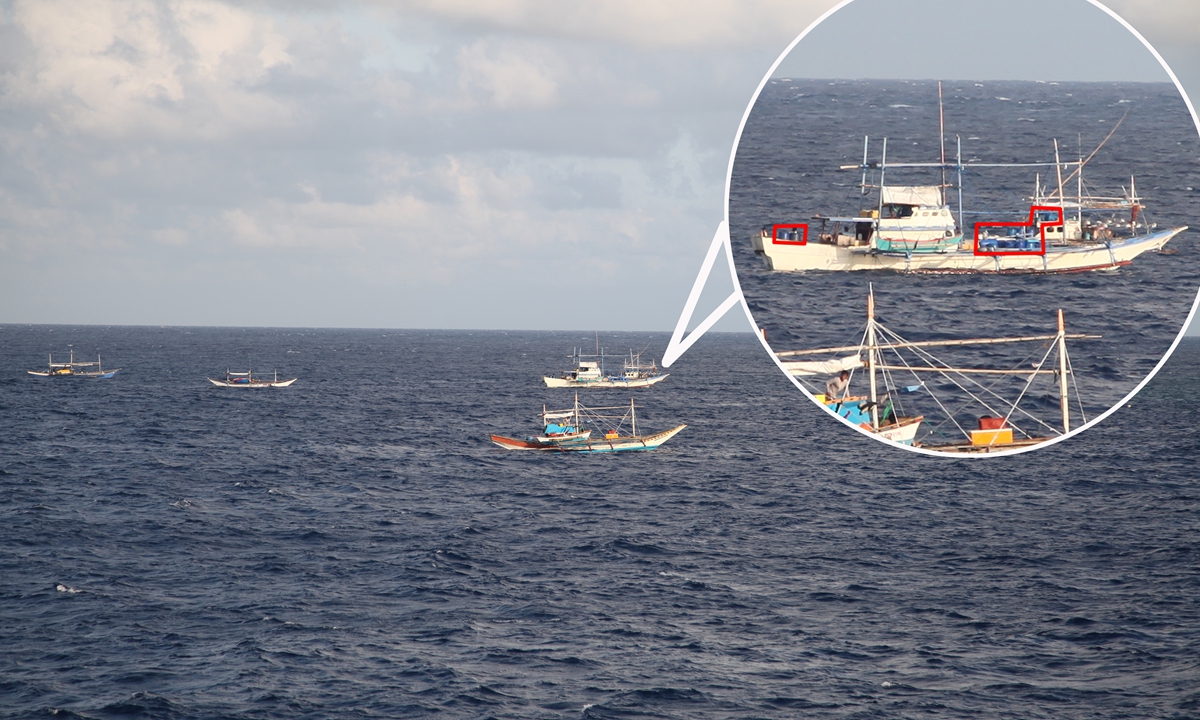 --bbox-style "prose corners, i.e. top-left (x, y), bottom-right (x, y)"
top-left (0, 0), bottom-right (1197, 333)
